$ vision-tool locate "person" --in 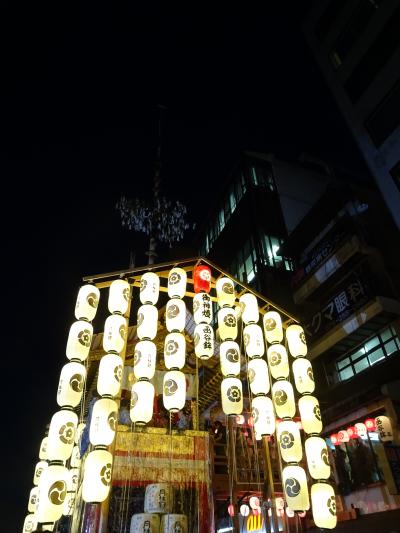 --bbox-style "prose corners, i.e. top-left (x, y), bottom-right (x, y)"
top-left (211, 420), bottom-right (226, 443)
